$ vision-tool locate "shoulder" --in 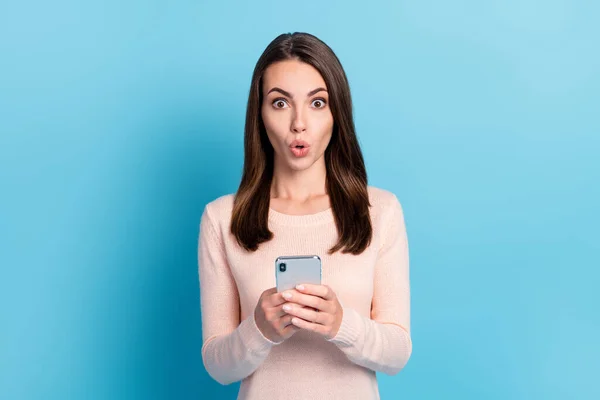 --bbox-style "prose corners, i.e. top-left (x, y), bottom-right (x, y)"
top-left (367, 185), bottom-right (403, 213)
top-left (367, 186), bottom-right (407, 245)
top-left (202, 193), bottom-right (236, 226)
top-left (367, 185), bottom-right (406, 234)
